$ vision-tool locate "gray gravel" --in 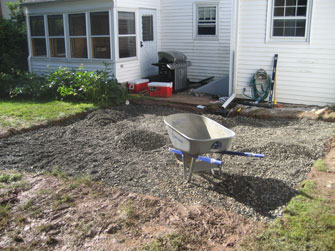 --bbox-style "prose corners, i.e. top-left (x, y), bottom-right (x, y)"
top-left (0, 104), bottom-right (334, 220)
